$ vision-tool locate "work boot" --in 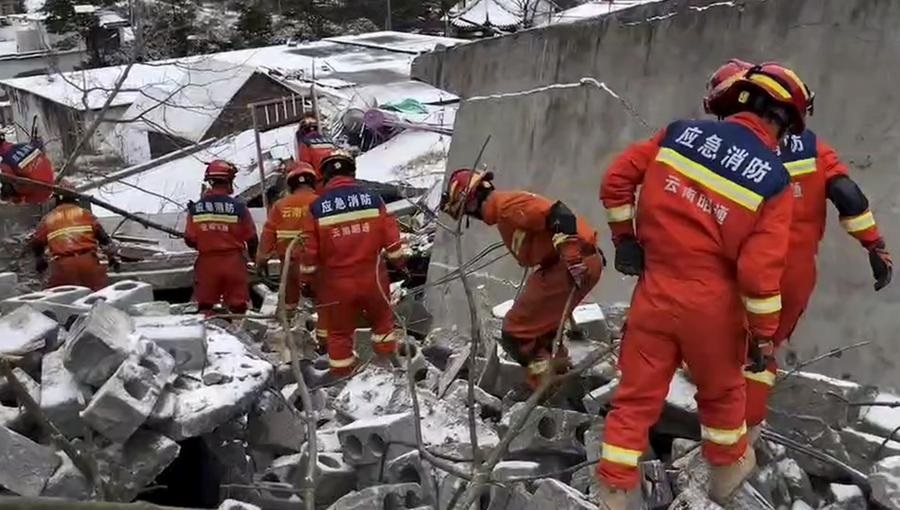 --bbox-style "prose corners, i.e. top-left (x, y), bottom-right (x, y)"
top-left (595, 482), bottom-right (630, 510)
top-left (709, 445), bottom-right (757, 505)
top-left (300, 360), bottom-right (352, 389)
